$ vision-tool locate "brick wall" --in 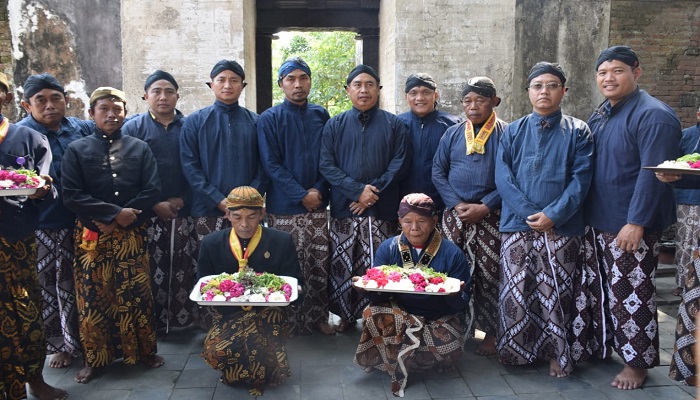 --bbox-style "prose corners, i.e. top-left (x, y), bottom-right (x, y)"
top-left (609, 0), bottom-right (700, 128)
